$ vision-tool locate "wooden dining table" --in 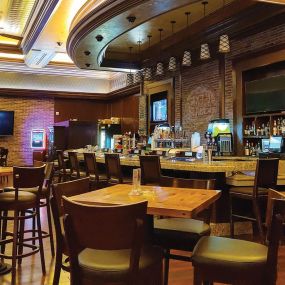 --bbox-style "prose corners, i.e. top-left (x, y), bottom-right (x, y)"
top-left (70, 184), bottom-right (221, 219)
